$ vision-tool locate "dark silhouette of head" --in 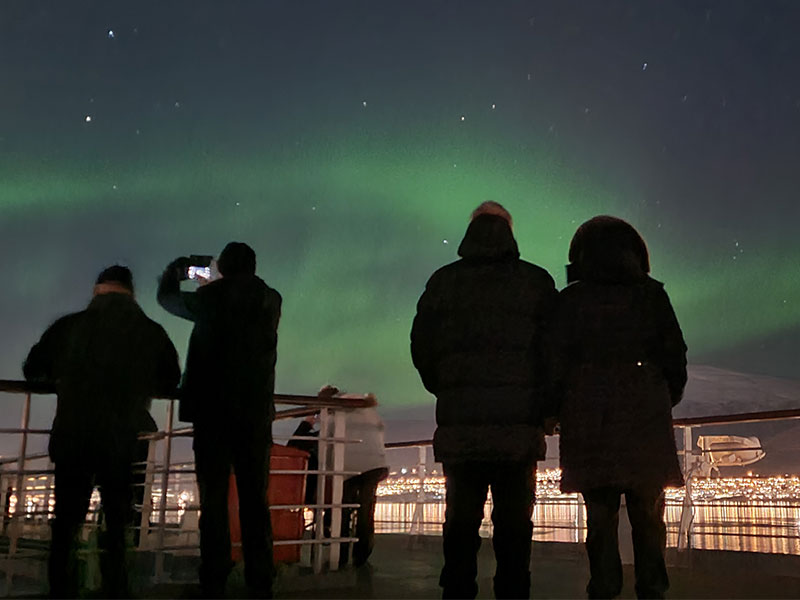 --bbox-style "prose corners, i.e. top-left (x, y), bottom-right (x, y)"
top-left (568, 216), bottom-right (650, 283)
top-left (95, 265), bottom-right (134, 293)
top-left (470, 201), bottom-right (513, 229)
top-left (218, 242), bottom-right (256, 277)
